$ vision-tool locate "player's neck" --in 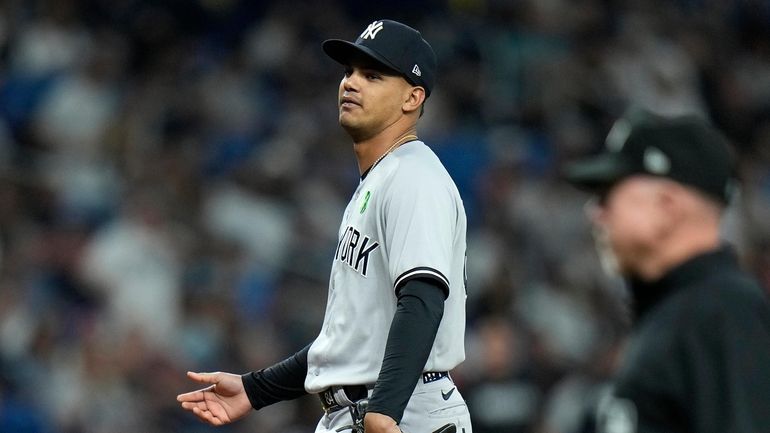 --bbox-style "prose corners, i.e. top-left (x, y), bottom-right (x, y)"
top-left (353, 125), bottom-right (418, 175)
